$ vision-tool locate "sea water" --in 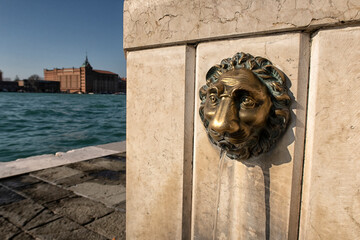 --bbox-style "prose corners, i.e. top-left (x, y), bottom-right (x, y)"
top-left (0, 92), bottom-right (126, 162)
